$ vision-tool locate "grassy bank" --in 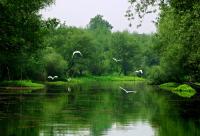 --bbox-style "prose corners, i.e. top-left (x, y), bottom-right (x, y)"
top-left (75, 75), bottom-right (145, 81)
top-left (0, 80), bottom-right (45, 90)
top-left (159, 82), bottom-right (196, 98)
top-left (0, 76), bottom-right (145, 89)
top-left (46, 75), bottom-right (145, 86)
top-left (159, 82), bottom-right (178, 90)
